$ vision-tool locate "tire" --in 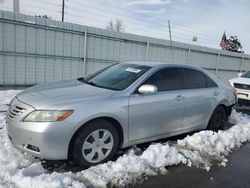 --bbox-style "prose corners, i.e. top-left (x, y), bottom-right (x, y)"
top-left (207, 106), bottom-right (226, 131)
top-left (226, 107), bottom-right (232, 120)
top-left (73, 119), bottom-right (119, 168)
